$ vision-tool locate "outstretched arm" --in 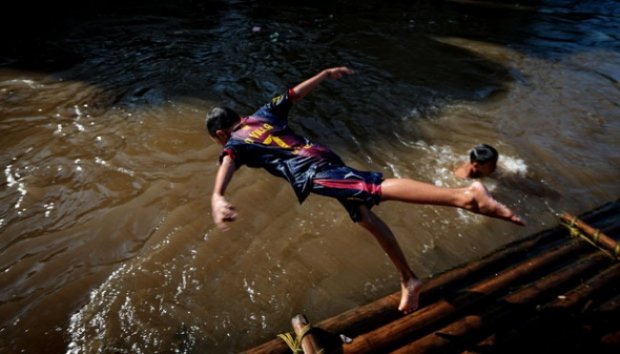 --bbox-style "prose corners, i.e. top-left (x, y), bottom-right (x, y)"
top-left (291, 66), bottom-right (354, 102)
top-left (211, 155), bottom-right (238, 231)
